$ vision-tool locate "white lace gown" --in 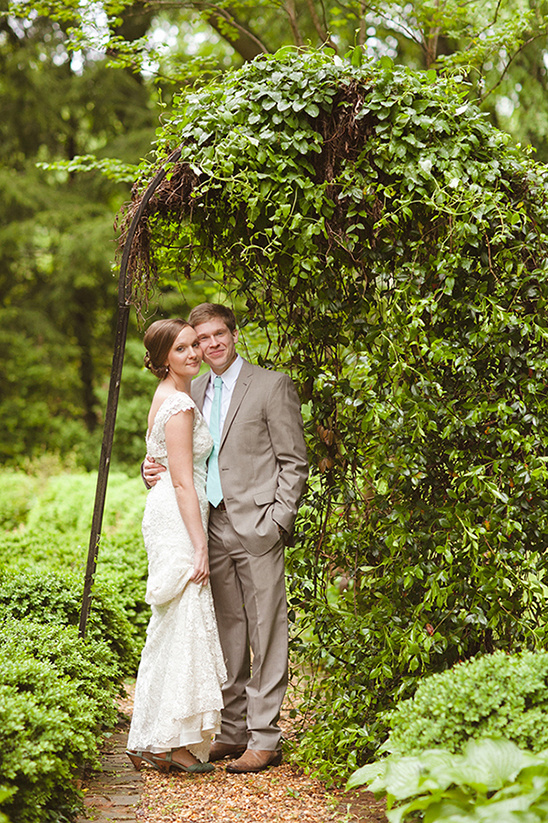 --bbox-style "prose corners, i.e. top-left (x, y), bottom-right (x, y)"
top-left (127, 392), bottom-right (226, 762)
